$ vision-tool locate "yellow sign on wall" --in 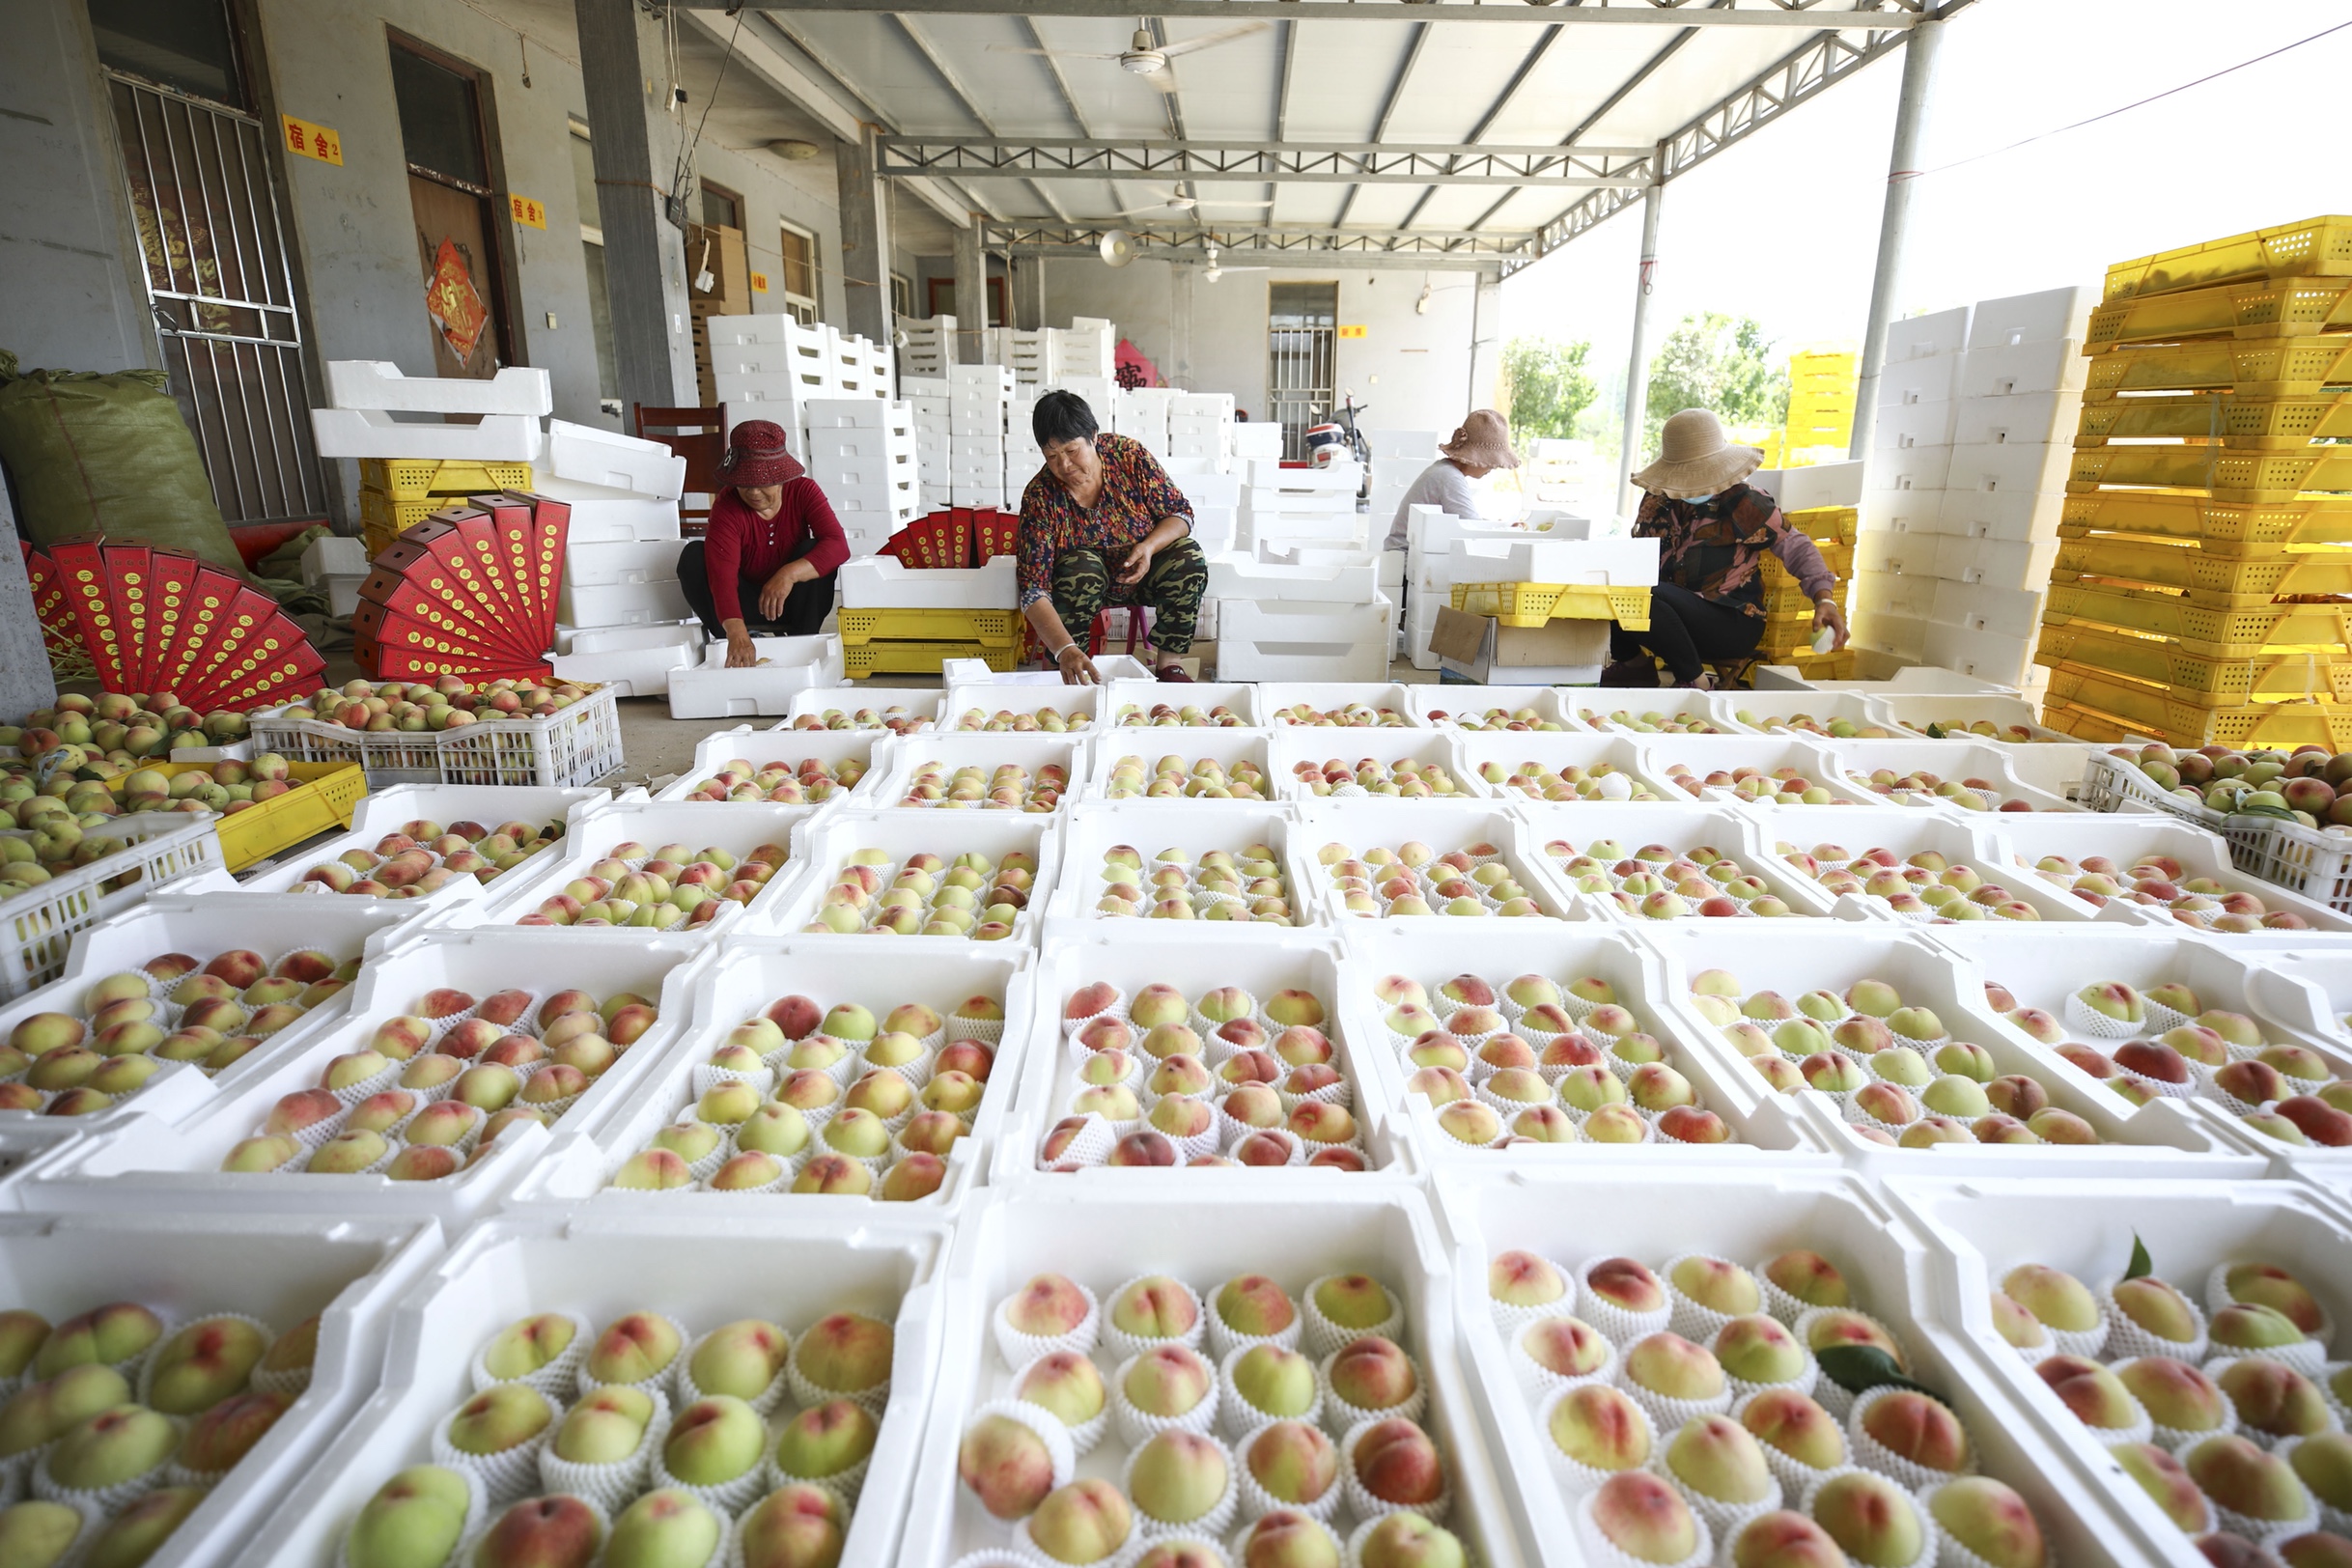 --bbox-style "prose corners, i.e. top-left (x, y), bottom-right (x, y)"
top-left (1337, 324), bottom-right (1368, 340)
top-left (750, 271), bottom-right (771, 294)
top-left (280, 115), bottom-right (342, 165)
top-left (508, 194), bottom-right (547, 230)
